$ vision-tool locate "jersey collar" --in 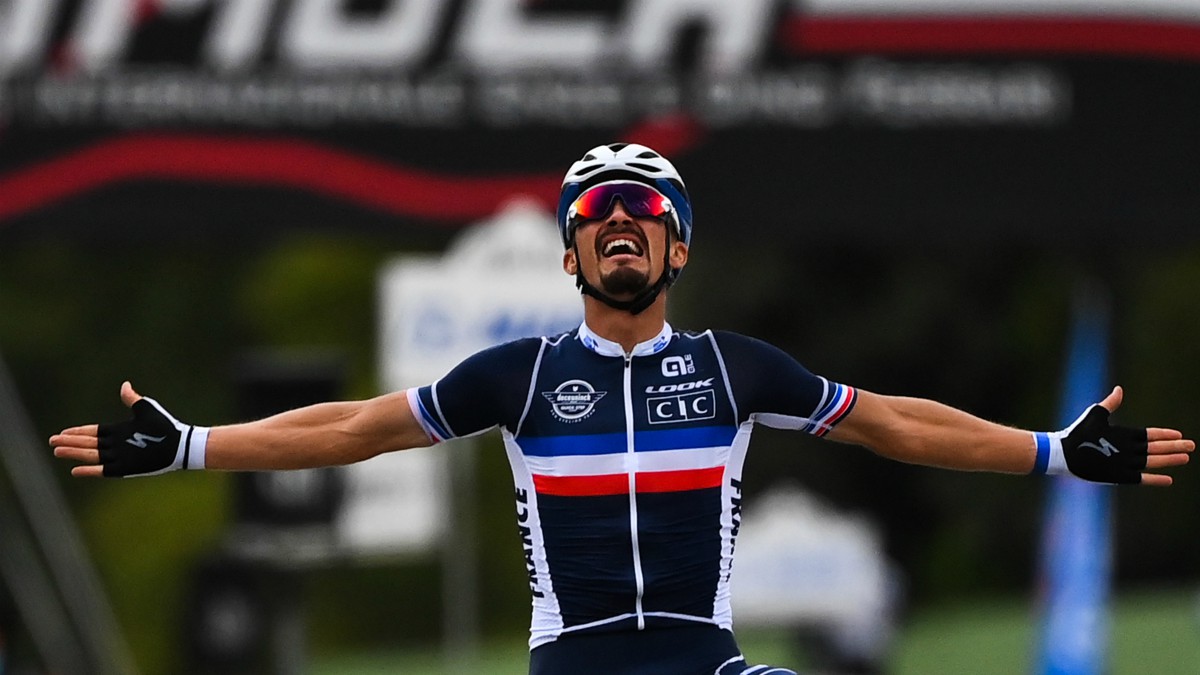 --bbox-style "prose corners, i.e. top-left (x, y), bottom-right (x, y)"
top-left (578, 321), bottom-right (674, 358)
